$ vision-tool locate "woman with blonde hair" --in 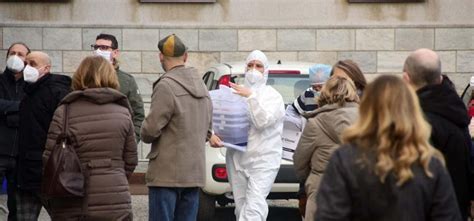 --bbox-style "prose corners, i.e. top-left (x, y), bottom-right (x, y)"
top-left (315, 75), bottom-right (461, 220)
top-left (43, 56), bottom-right (137, 220)
top-left (293, 76), bottom-right (360, 221)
